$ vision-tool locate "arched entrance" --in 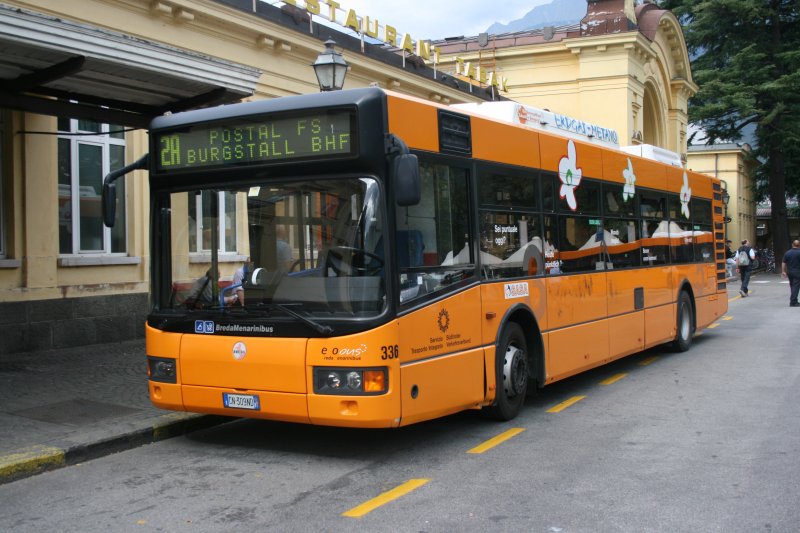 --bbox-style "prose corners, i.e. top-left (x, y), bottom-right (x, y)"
top-left (642, 82), bottom-right (665, 147)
